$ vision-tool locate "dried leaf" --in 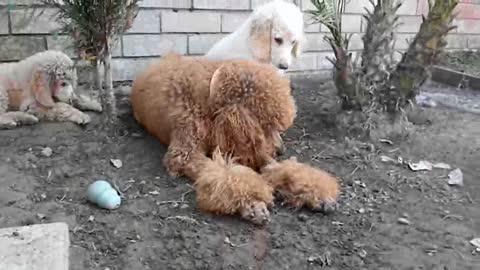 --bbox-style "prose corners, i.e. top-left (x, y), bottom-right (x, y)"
top-left (447, 168), bottom-right (463, 186)
top-left (380, 155), bottom-right (397, 163)
top-left (432, 162), bottom-right (451, 170)
top-left (408, 160), bottom-right (433, 171)
top-left (110, 159), bottom-right (123, 168)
